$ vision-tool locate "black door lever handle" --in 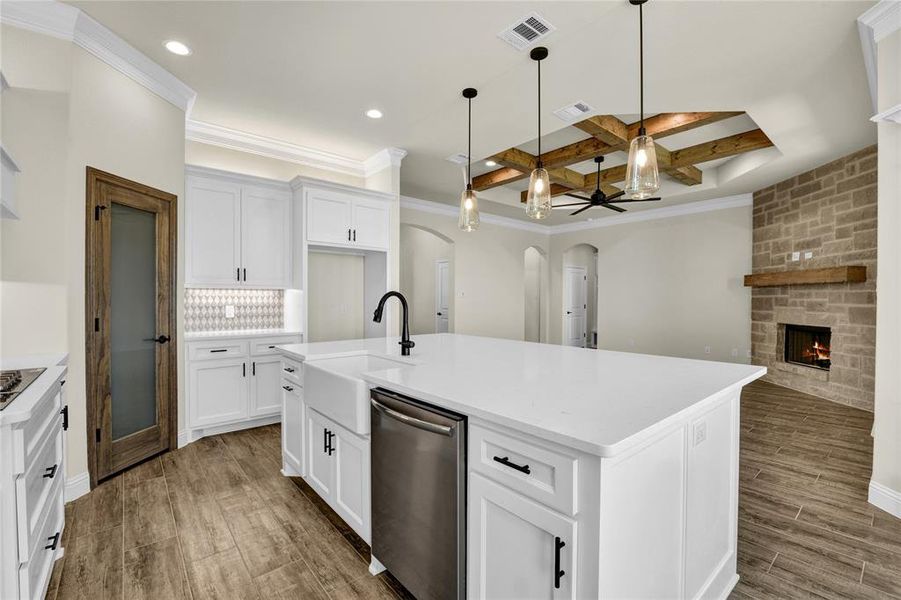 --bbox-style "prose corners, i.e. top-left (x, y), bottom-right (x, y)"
top-left (144, 335), bottom-right (170, 344)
